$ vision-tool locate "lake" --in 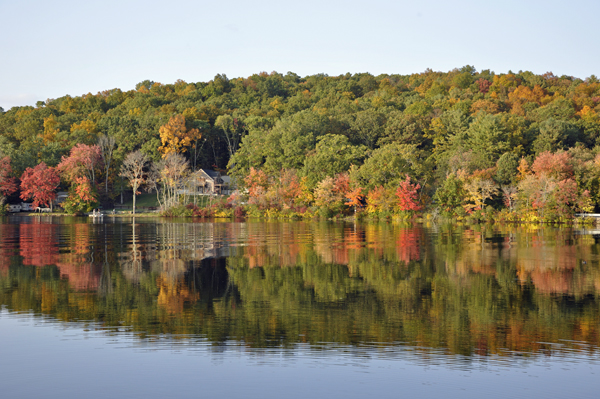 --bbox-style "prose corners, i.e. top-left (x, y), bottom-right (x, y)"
top-left (1, 216), bottom-right (599, 398)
